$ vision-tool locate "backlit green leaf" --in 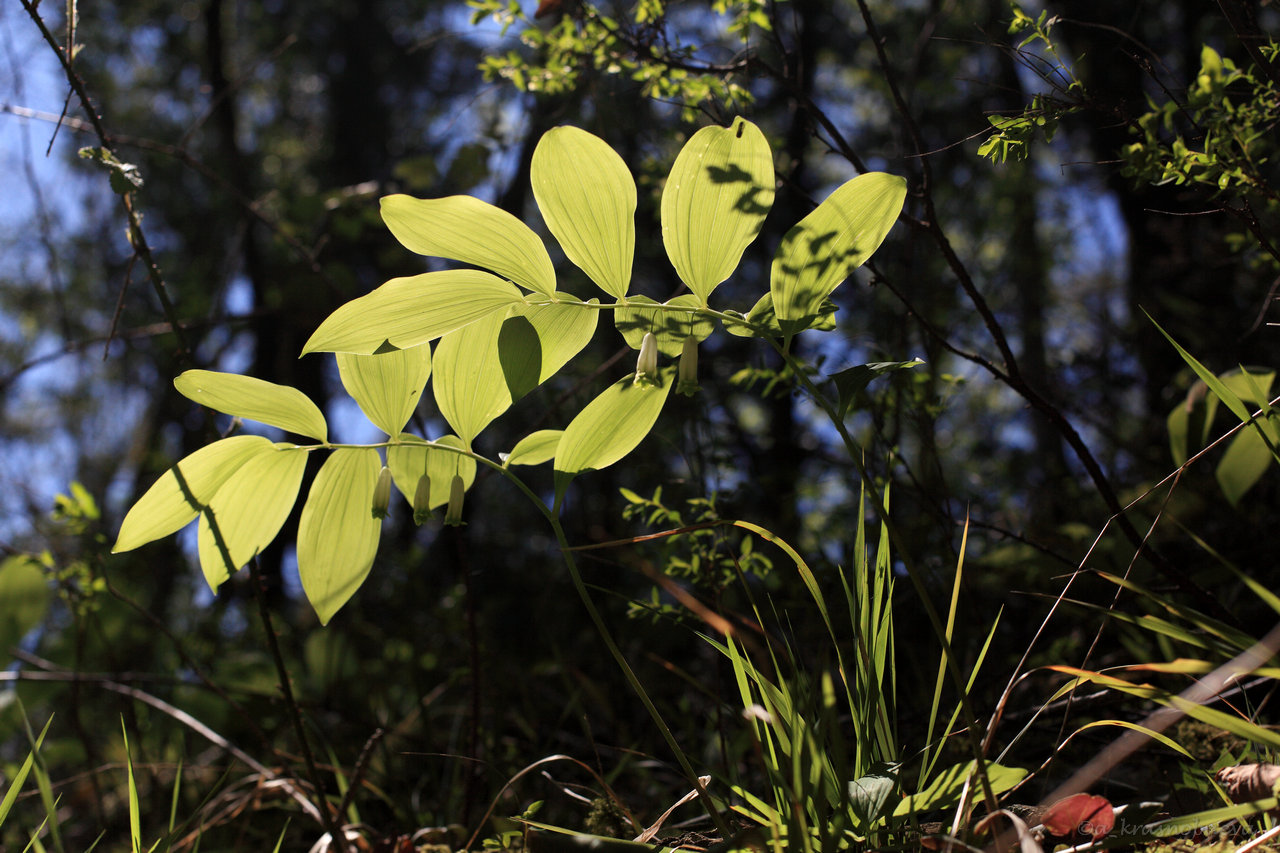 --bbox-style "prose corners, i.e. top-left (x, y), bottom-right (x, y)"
top-left (175, 370), bottom-right (327, 441)
top-left (892, 760), bottom-right (1025, 817)
top-left (297, 448), bottom-right (382, 625)
top-left (832, 359), bottom-right (925, 419)
top-left (771, 172), bottom-right (906, 323)
top-left (381, 194), bottom-right (556, 296)
top-left (336, 346), bottom-right (433, 437)
top-left (520, 296), bottom-right (600, 380)
top-left (1166, 393), bottom-right (1199, 468)
top-left (554, 368), bottom-right (674, 506)
top-left (532, 126), bottom-right (636, 298)
top-left (504, 430), bottom-right (563, 467)
top-left (197, 443), bottom-right (308, 591)
top-left (1216, 413), bottom-right (1279, 506)
top-left (614, 294), bottom-right (713, 355)
top-left (721, 291), bottom-right (837, 338)
top-left (434, 311), bottom-right (516, 446)
top-left (1167, 367), bottom-right (1274, 466)
top-left (302, 270), bottom-right (524, 355)
top-left (0, 556), bottom-right (51, 656)
top-left (435, 297), bottom-right (598, 445)
top-left (114, 435), bottom-right (272, 552)
top-left (662, 118), bottom-right (774, 302)
top-left (386, 434), bottom-right (477, 510)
